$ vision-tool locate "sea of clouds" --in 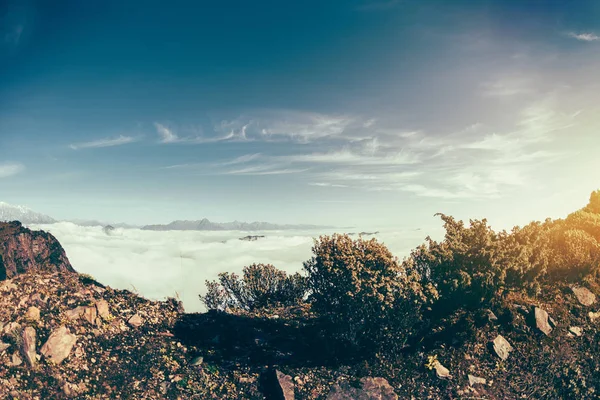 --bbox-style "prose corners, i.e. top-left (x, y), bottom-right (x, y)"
top-left (30, 223), bottom-right (434, 312)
